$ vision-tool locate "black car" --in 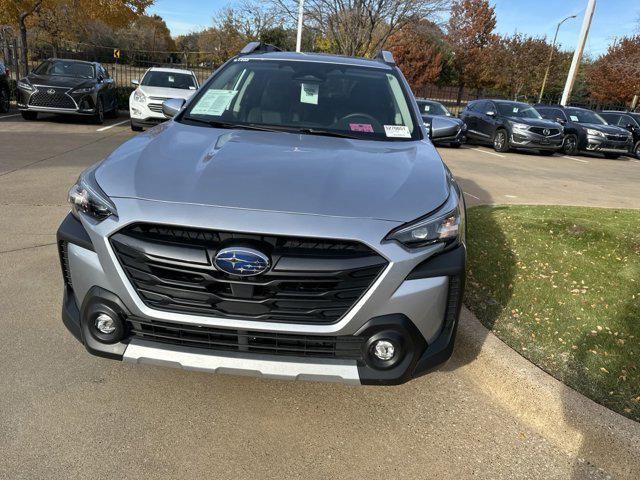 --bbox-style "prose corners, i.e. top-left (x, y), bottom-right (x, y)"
top-left (598, 110), bottom-right (640, 158)
top-left (536, 105), bottom-right (632, 159)
top-left (16, 58), bottom-right (118, 123)
top-left (460, 99), bottom-right (563, 154)
top-left (0, 61), bottom-right (10, 113)
top-left (416, 99), bottom-right (466, 147)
